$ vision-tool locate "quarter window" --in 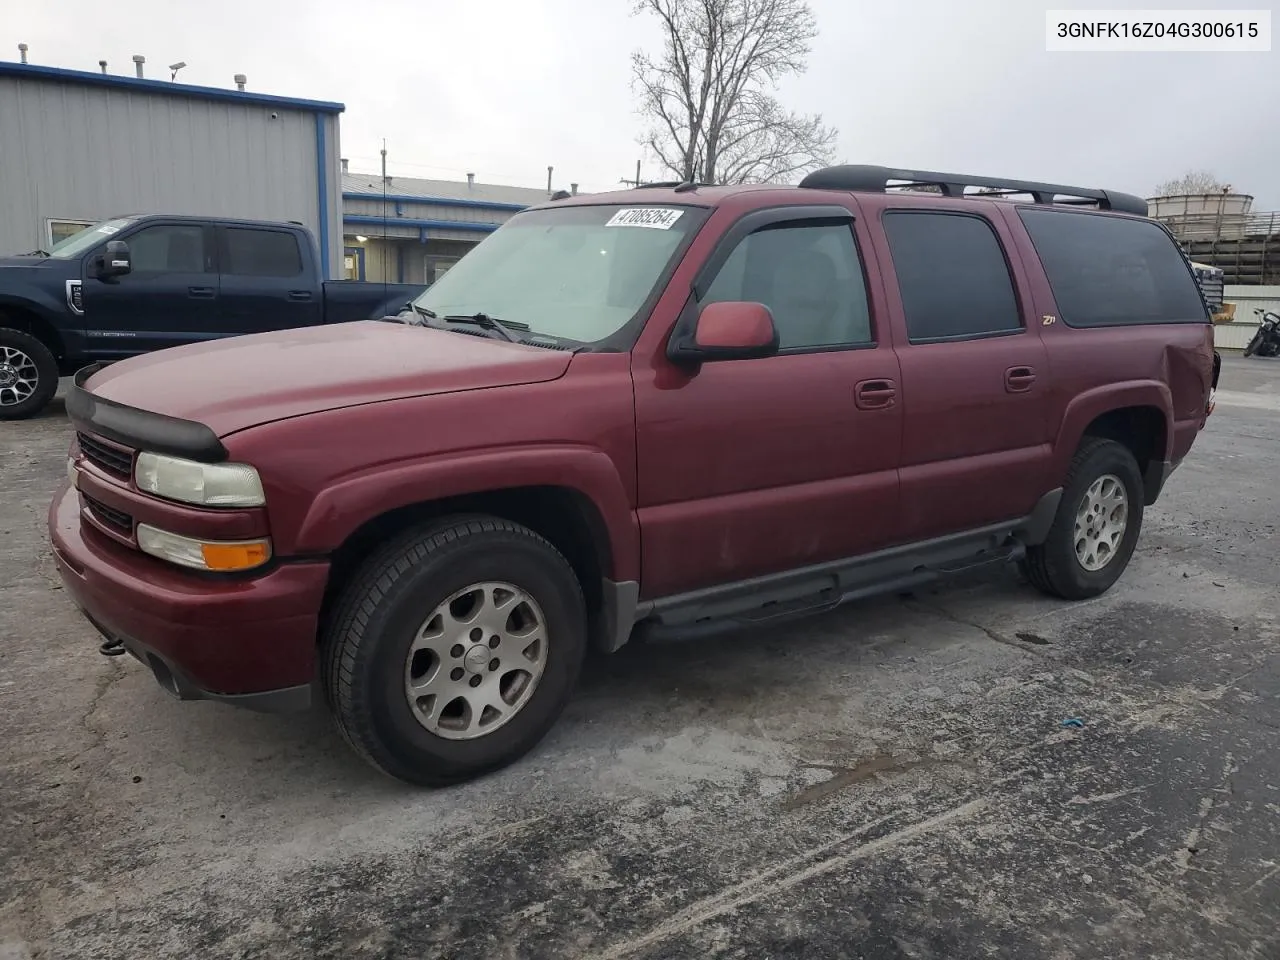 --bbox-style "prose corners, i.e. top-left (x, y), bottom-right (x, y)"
top-left (1018, 208), bottom-right (1208, 326)
top-left (701, 222), bottom-right (873, 349)
top-left (883, 212), bottom-right (1022, 343)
